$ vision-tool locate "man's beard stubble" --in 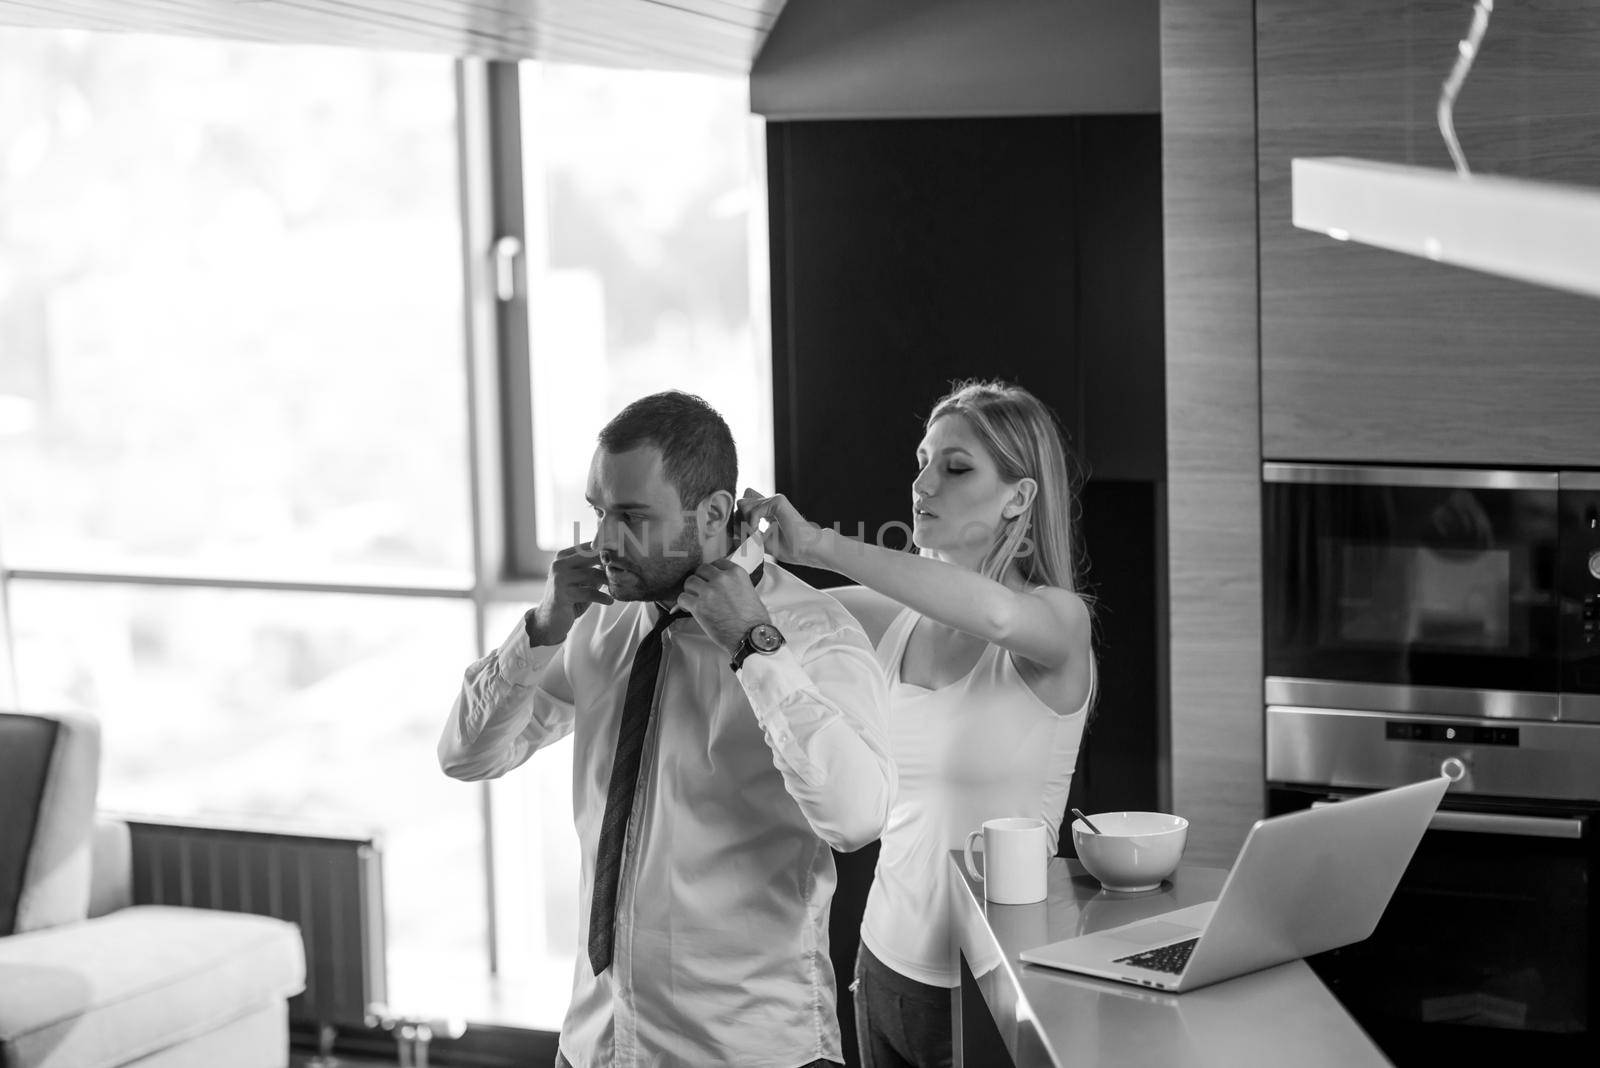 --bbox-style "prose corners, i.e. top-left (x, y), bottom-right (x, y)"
top-left (607, 523), bottom-right (704, 603)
